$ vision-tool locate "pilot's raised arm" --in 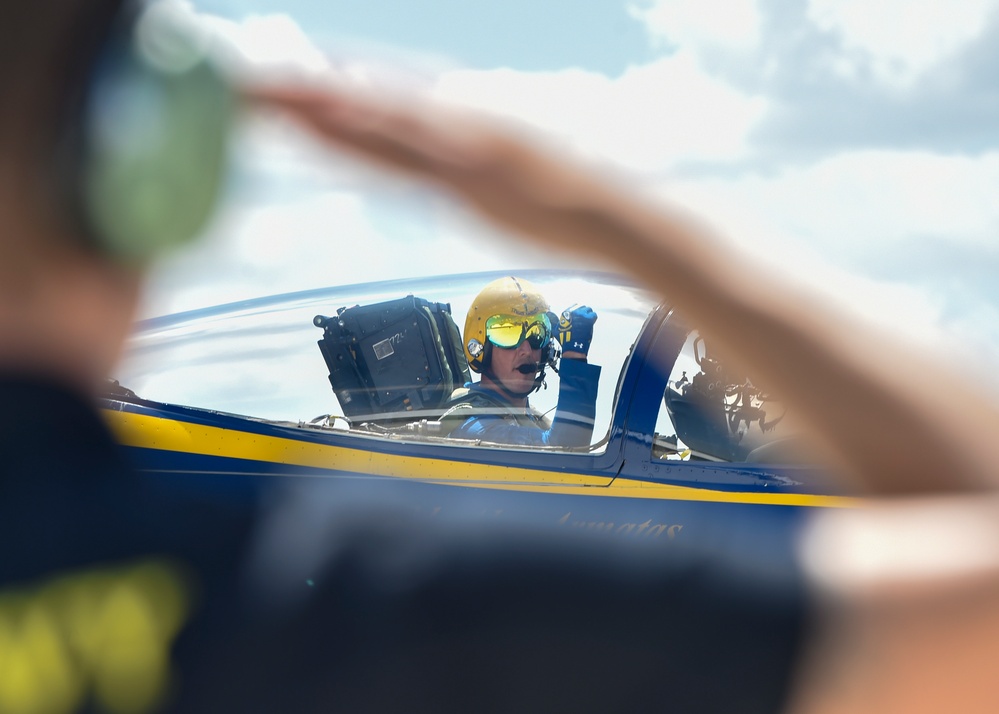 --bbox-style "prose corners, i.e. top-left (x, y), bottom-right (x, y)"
top-left (441, 276), bottom-right (600, 447)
